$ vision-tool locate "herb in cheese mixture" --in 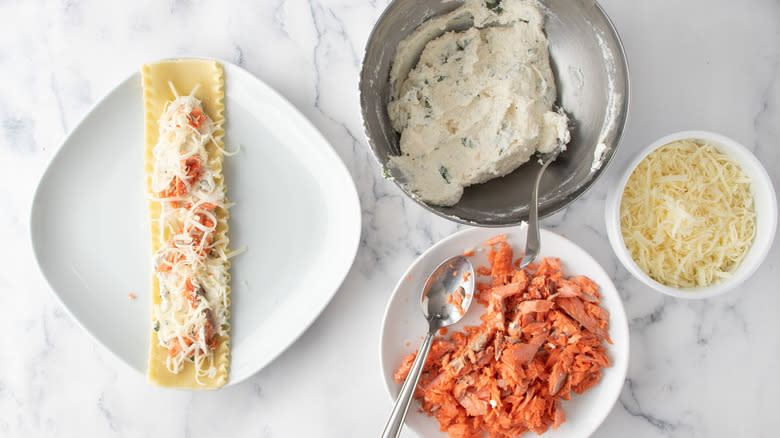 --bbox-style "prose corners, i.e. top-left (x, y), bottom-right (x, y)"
top-left (388, 0), bottom-right (570, 206)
